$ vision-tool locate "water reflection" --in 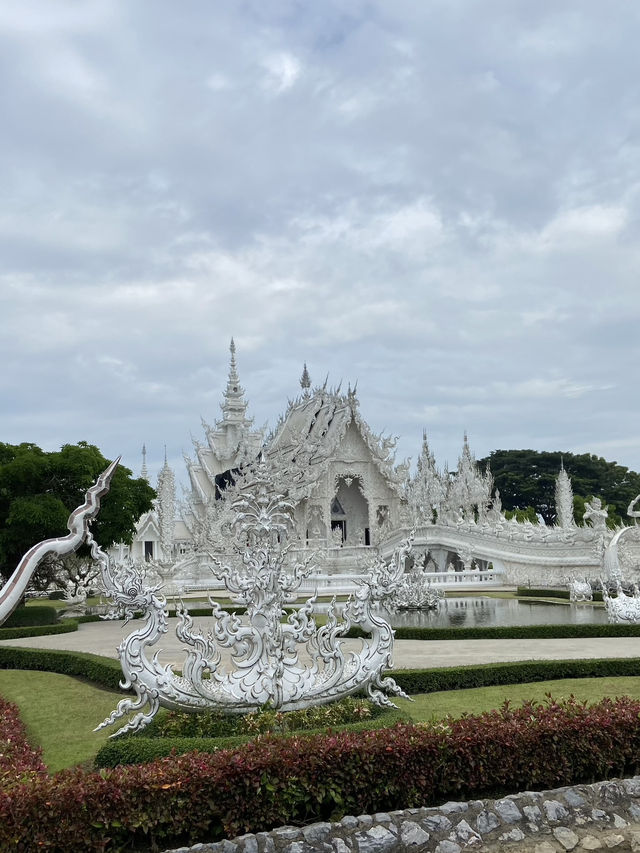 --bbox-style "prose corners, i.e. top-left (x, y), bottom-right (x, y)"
top-left (375, 597), bottom-right (609, 629)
